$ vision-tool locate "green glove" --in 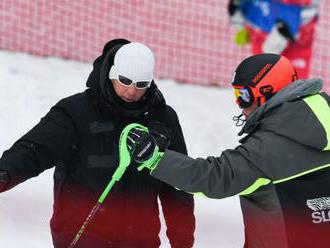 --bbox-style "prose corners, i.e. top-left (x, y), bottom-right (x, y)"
top-left (234, 27), bottom-right (250, 45)
top-left (125, 125), bottom-right (164, 171)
